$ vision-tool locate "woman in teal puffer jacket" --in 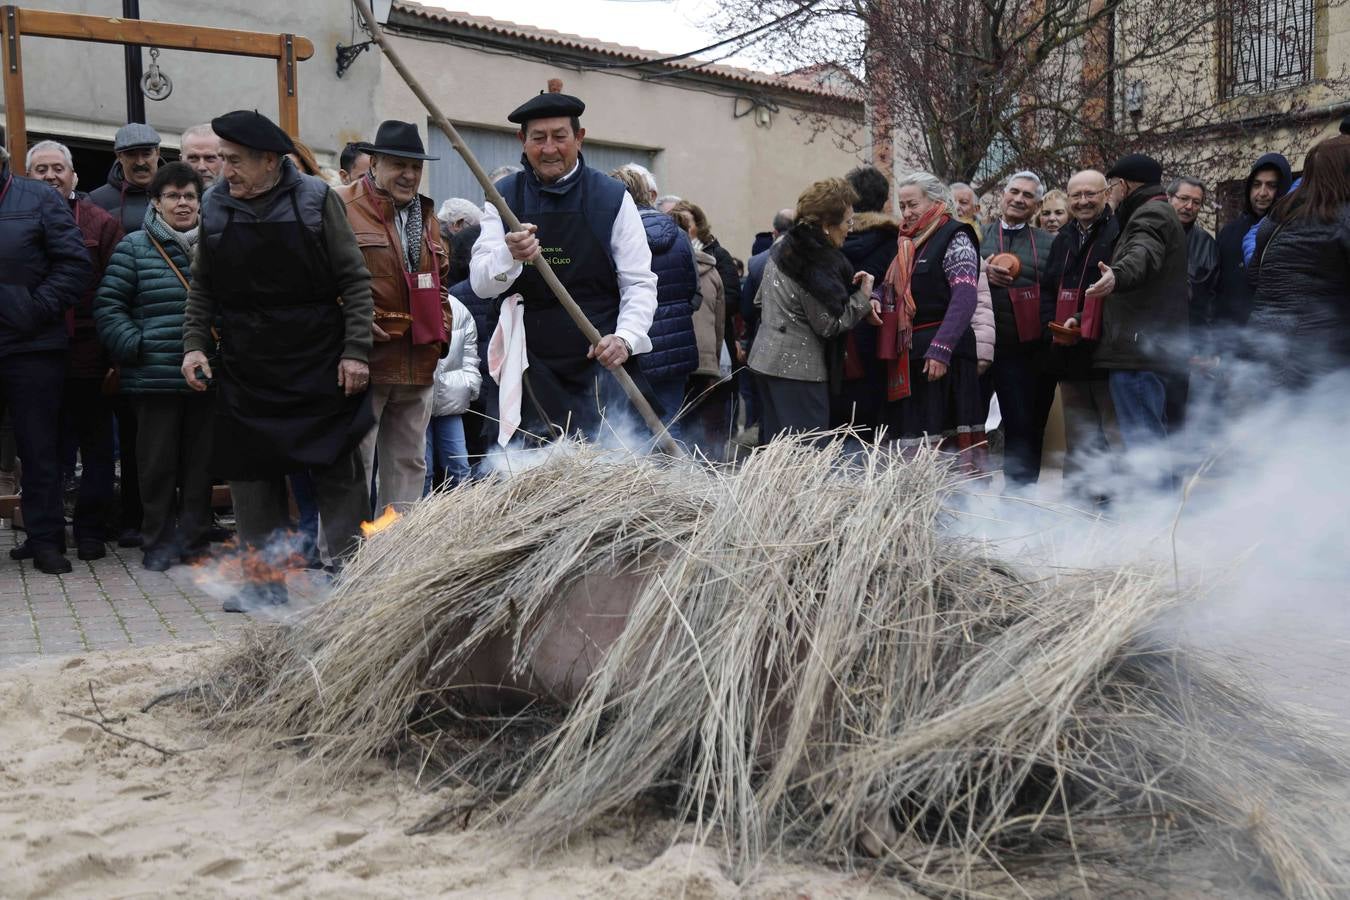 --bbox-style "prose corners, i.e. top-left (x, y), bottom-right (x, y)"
top-left (95, 162), bottom-right (215, 572)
